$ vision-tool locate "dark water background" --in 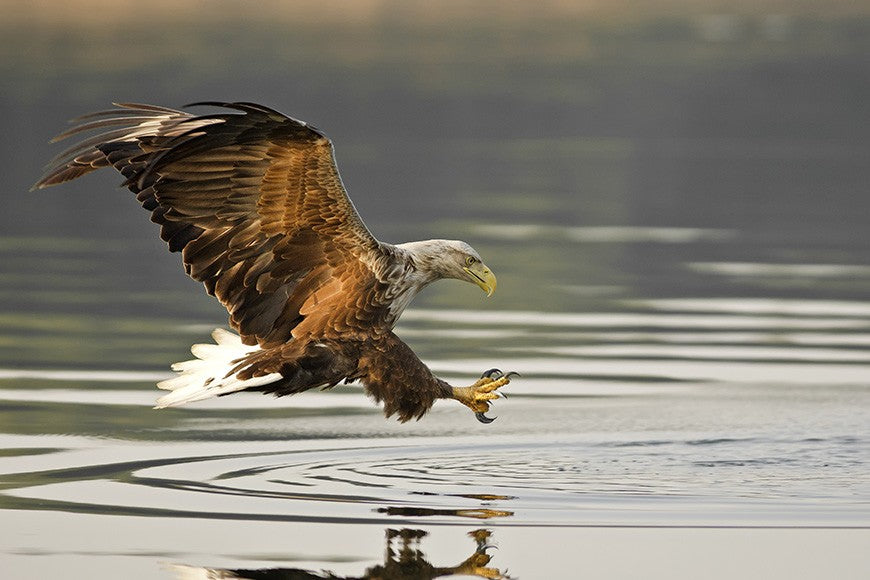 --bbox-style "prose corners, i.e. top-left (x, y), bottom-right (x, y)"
top-left (1, 2), bottom-right (869, 578)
